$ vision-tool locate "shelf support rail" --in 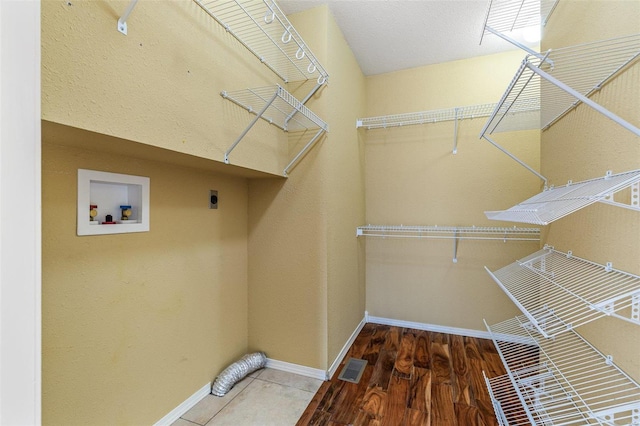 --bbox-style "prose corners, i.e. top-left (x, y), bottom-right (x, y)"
top-left (602, 180), bottom-right (639, 212)
top-left (117, 0), bottom-right (139, 35)
top-left (453, 108), bottom-right (460, 154)
top-left (223, 89), bottom-right (280, 165)
top-left (283, 127), bottom-right (325, 177)
top-left (482, 134), bottom-right (548, 186)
